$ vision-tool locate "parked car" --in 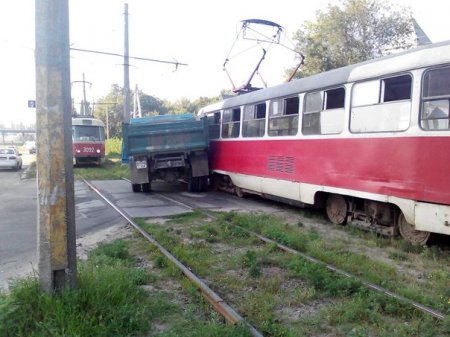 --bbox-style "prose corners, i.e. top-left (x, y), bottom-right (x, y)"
top-left (0, 147), bottom-right (22, 170)
top-left (24, 141), bottom-right (36, 154)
